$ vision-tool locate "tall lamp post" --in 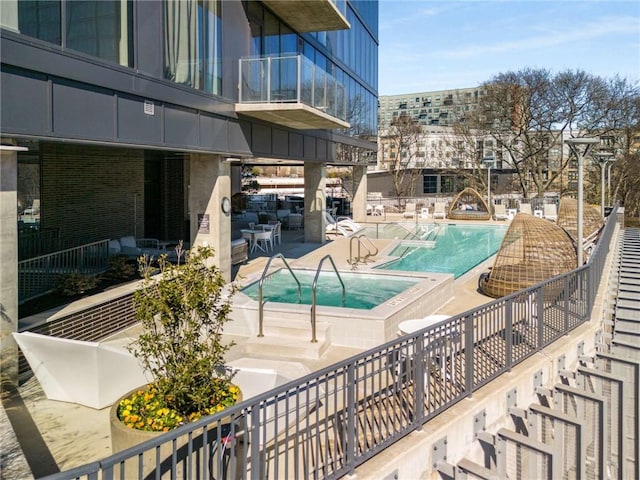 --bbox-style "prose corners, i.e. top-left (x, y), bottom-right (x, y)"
top-left (607, 159), bottom-right (616, 207)
top-left (482, 156), bottom-right (495, 210)
top-left (565, 137), bottom-right (600, 267)
top-left (594, 151), bottom-right (615, 217)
